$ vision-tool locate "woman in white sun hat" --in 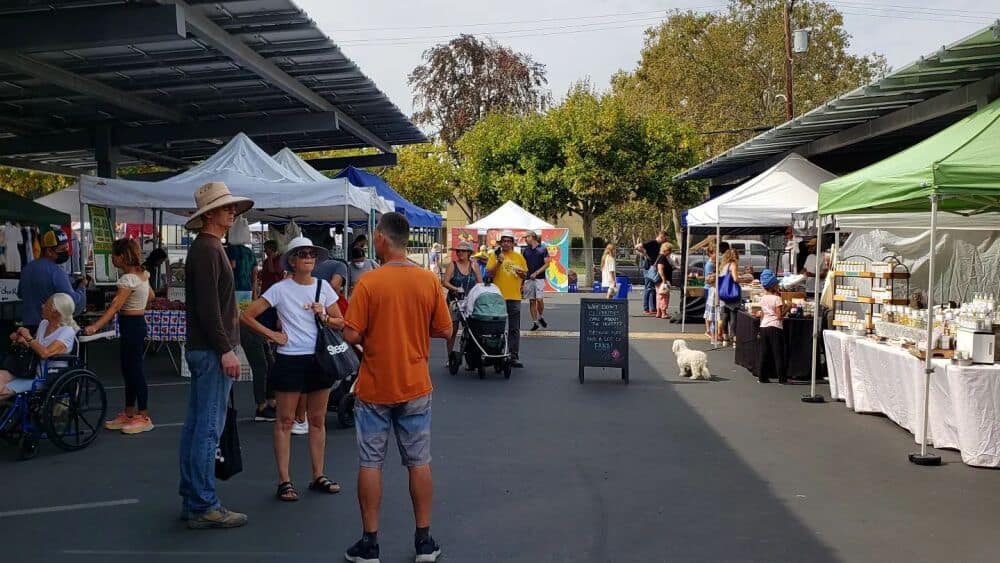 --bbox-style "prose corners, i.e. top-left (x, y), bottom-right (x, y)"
top-left (241, 235), bottom-right (345, 502)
